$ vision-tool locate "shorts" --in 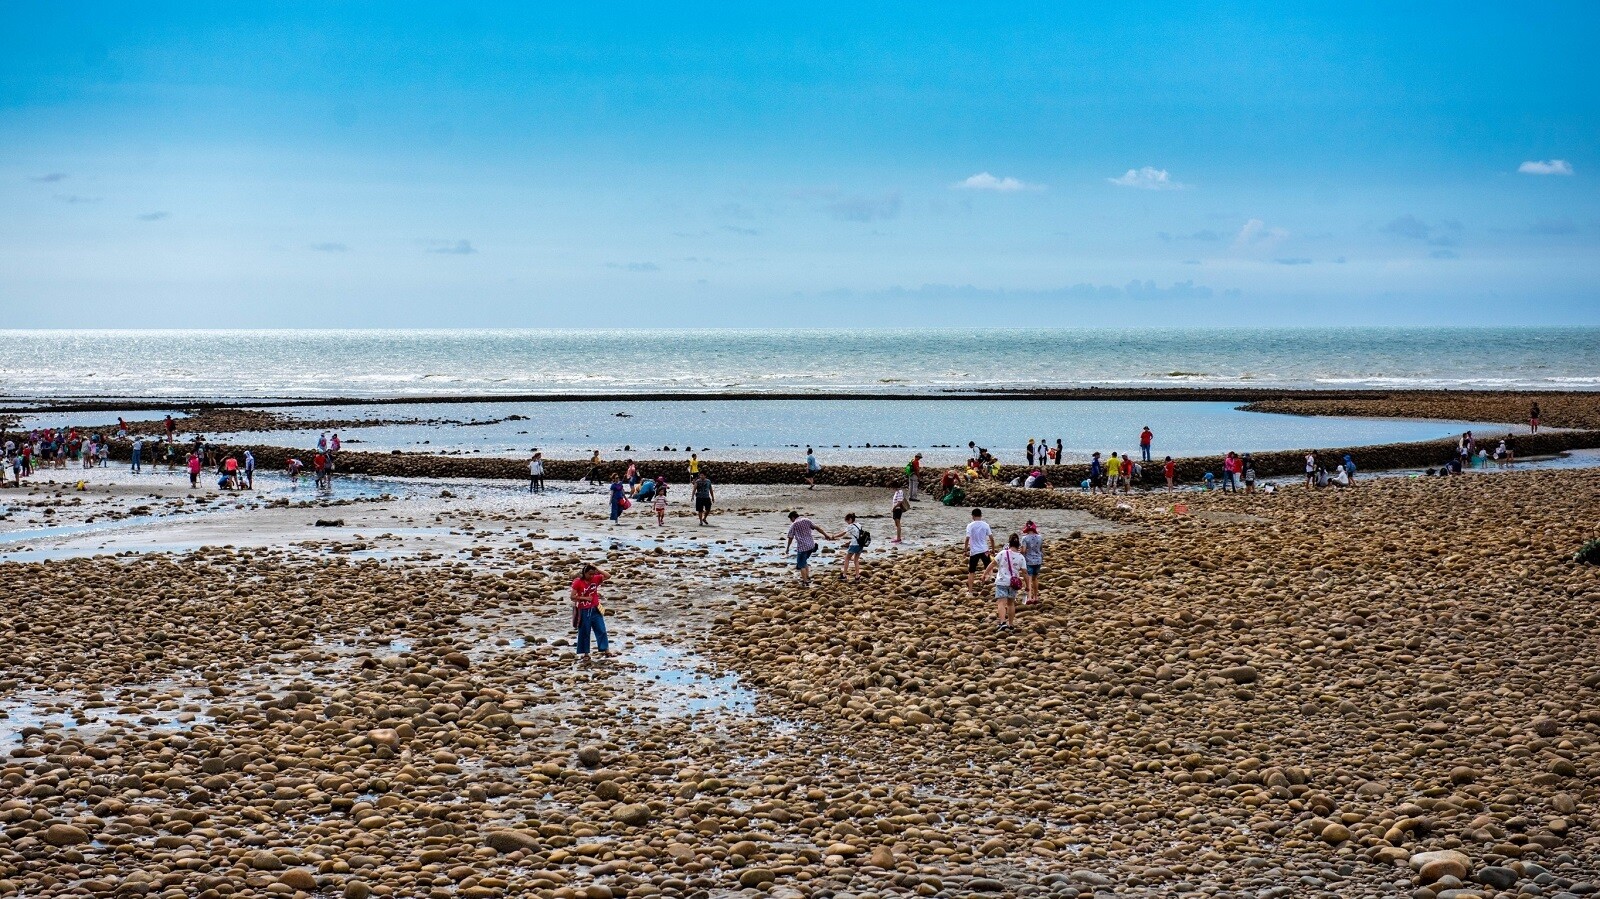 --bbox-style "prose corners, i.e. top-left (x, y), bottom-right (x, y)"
top-left (995, 585), bottom-right (1018, 600)
top-left (847, 545), bottom-right (862, 556)
top-left (968, 552), bottom-right (991, 573)
top-left (796, 549), bottom-right (814, 569)
top-left (695, 497), bottom-right (712, 513)
top-left (1026, 564), bottom-right (1040, 576)
top-left (892, 507), bottom-right (903, 521)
